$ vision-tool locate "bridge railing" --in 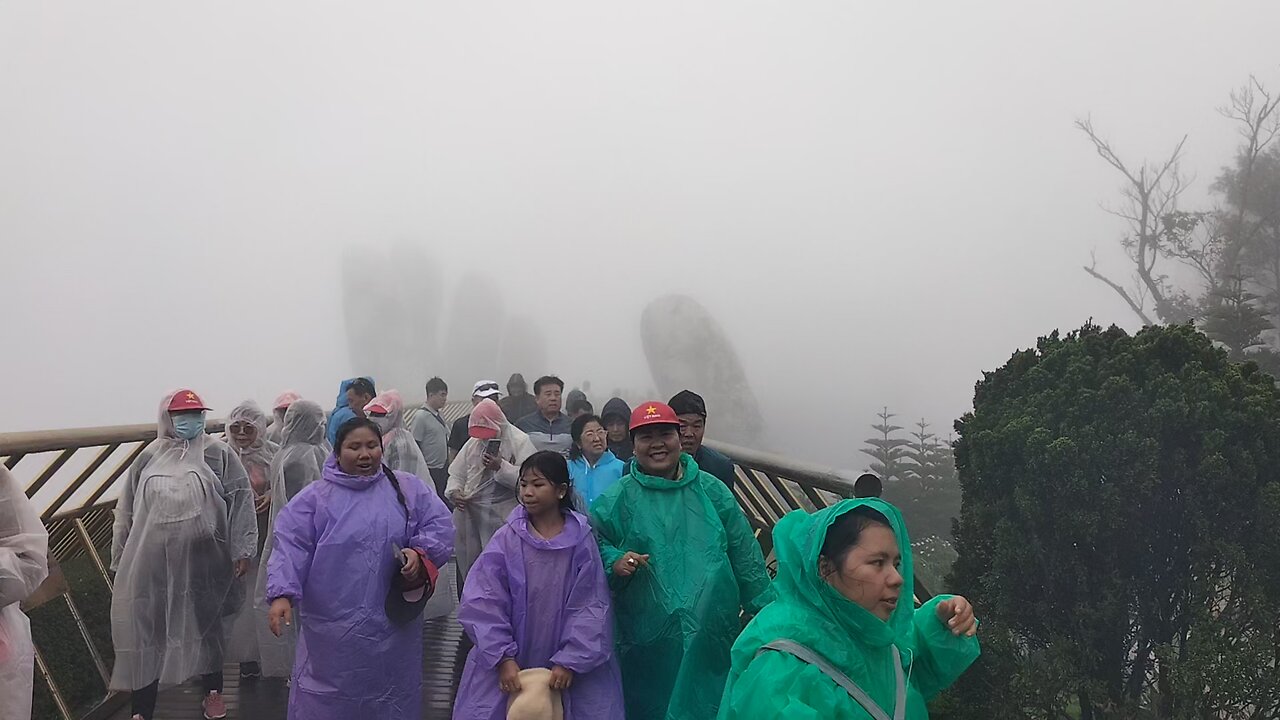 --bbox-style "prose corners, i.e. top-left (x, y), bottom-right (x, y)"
top-left (2, 420), bottom-right (914, 720)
